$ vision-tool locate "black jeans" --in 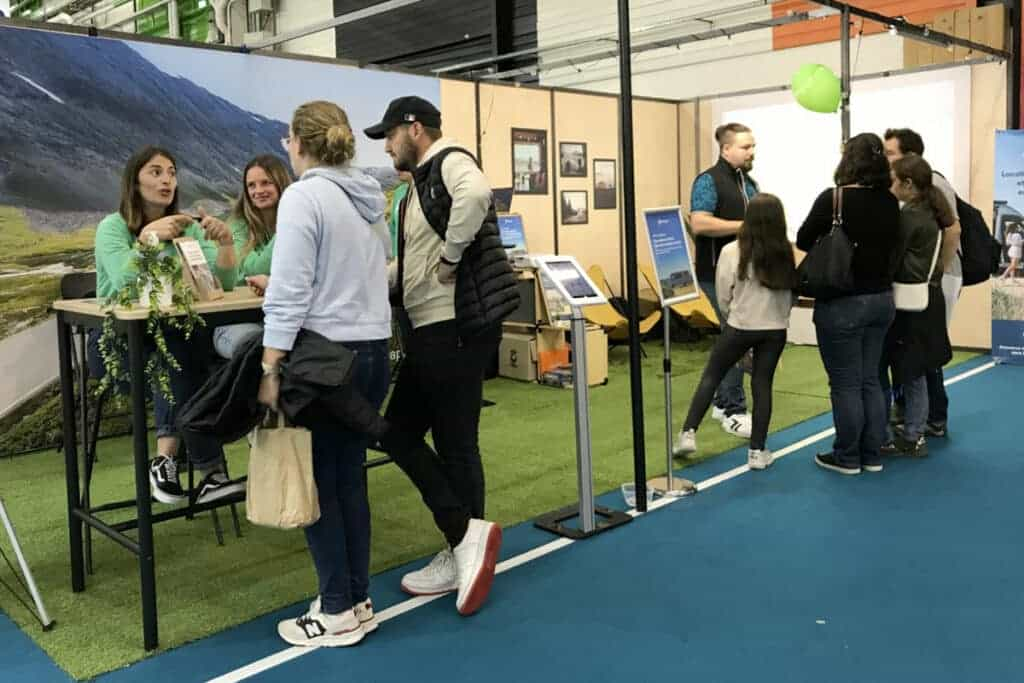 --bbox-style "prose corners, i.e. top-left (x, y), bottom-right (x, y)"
top-left (925, 367), bottom-right (948, 426)
top-left (683, 326), bottom-right (786, 451)
top-left (384, 320), bottom-right (498, 548)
